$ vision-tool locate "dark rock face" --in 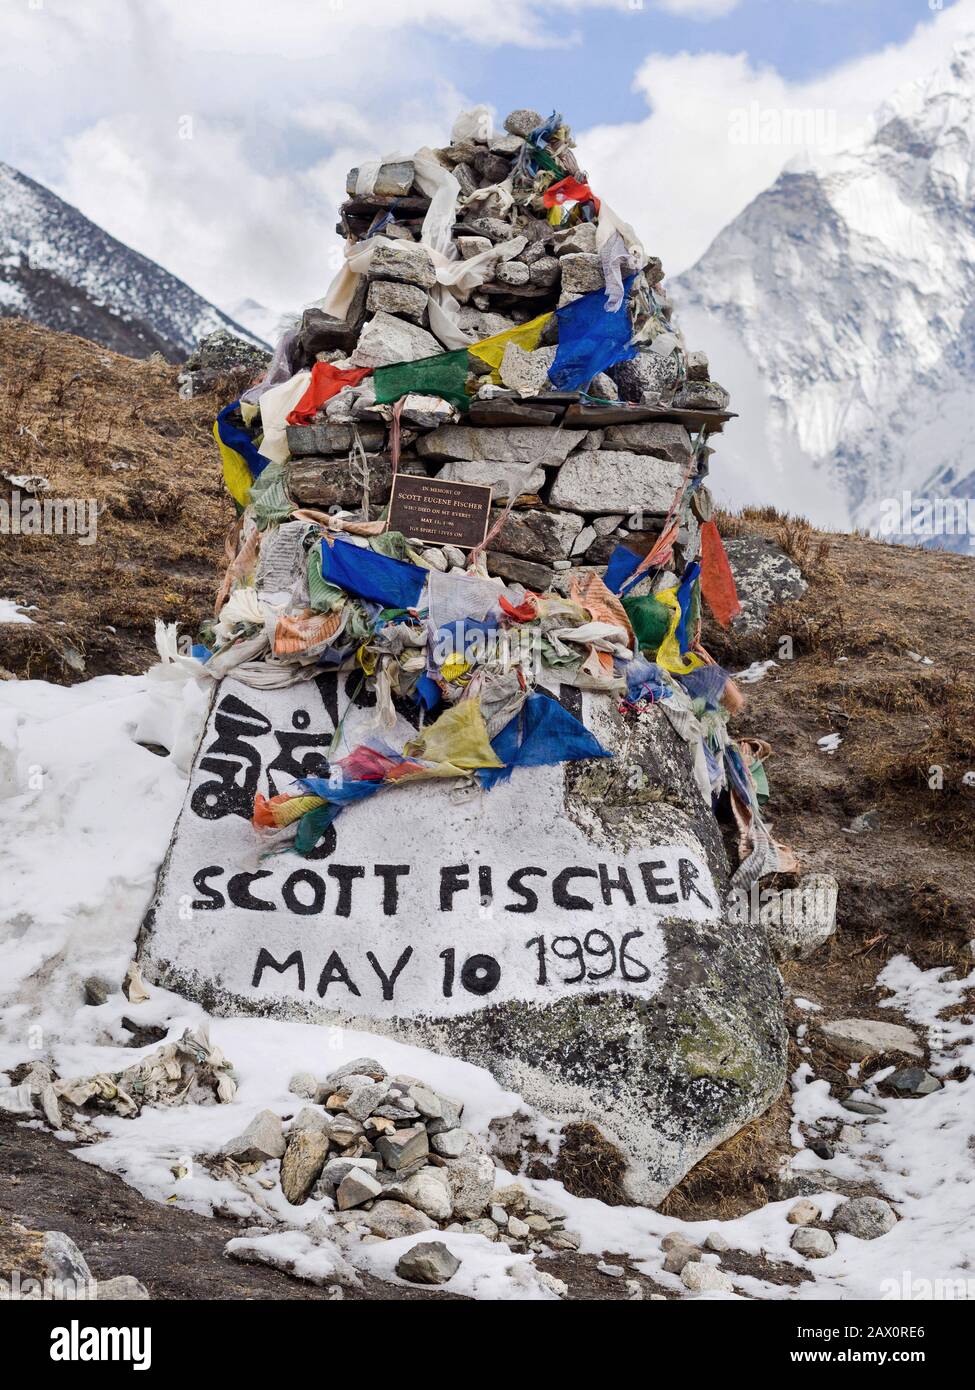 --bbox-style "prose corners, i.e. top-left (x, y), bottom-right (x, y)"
top-left (0, 160), bottom-right (261, 362)
top-left (139, 675), bottom-right (787, 1207)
